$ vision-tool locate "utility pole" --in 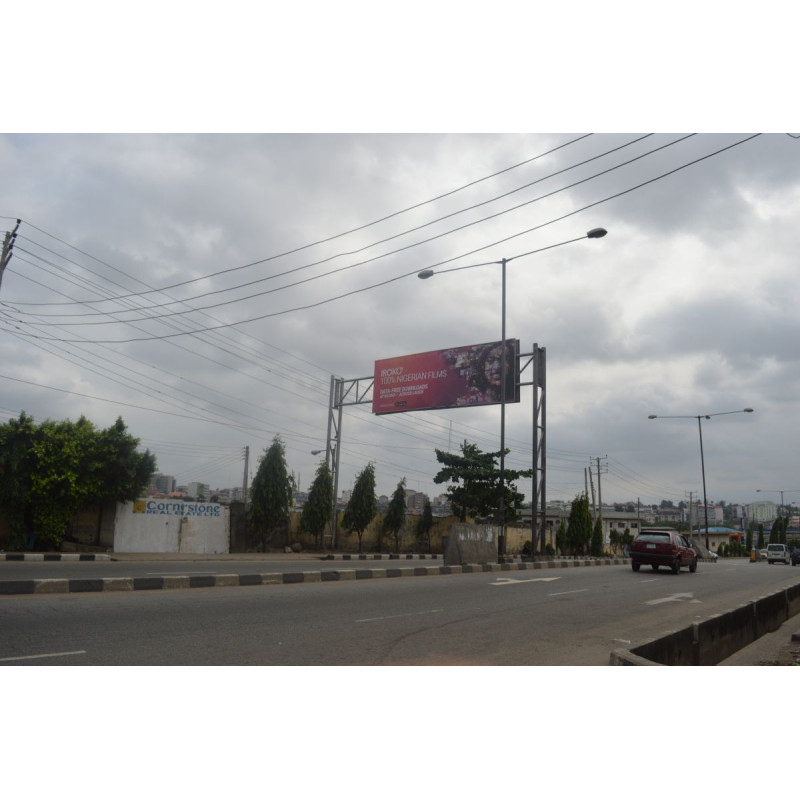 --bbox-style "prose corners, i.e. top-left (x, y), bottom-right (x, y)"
top-left (0, 219), bottom-right (21, 292)
top-left (593, 456), bottom-right (607, 536)
top-left (596, 456), bottom-right (604, 517)
top-left (241, 446), bottom-right (249, 505)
